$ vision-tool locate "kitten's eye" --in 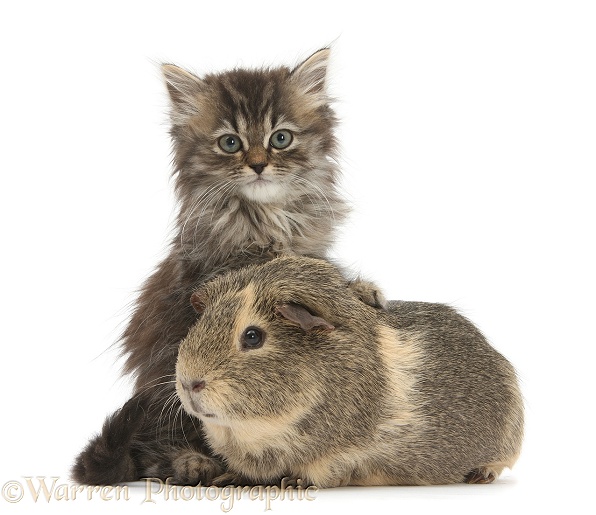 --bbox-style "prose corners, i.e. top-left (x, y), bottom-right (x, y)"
top-left (269, 130), bottom-right (293, 150)
top-left (218, 134), bottom-right (242, 153)
top-left (241, 326), bottom-right (265, 350)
